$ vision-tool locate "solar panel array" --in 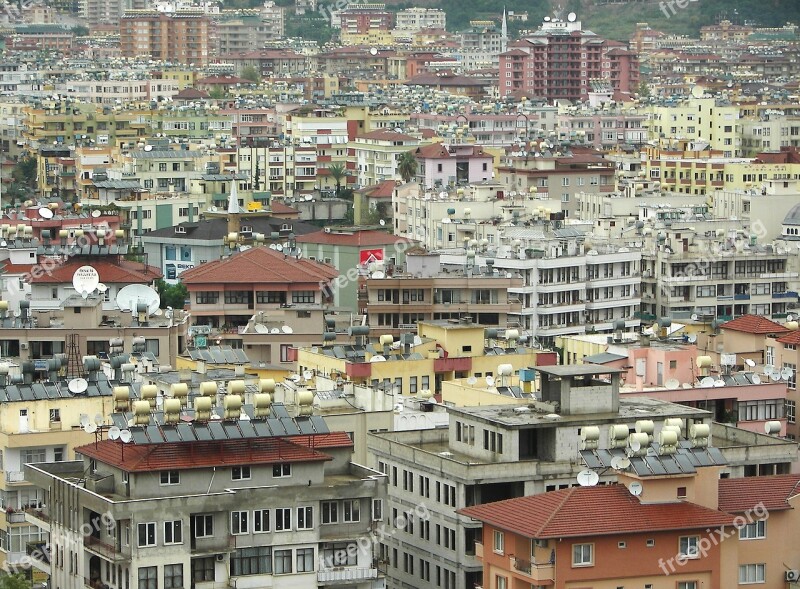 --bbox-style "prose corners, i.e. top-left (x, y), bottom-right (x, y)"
top-left (0, 378), bottom-right (137, 402)
top-left (580, 440), bottom-right (727, 477)
top-left (110, 402), bottom-right (330, 445)
top-left (186, 346), bottom-right (250, 364)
